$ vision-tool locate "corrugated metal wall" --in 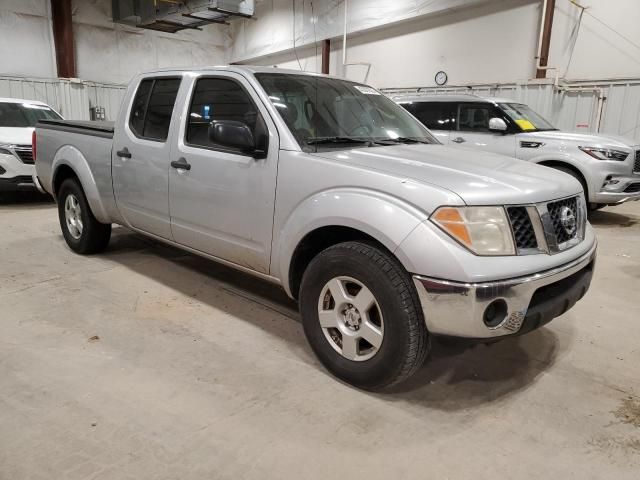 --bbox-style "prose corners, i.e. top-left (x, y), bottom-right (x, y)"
top-left (383, 79), bottom-right (640, 144)
top-left (0, 76), bottom-right (126, 121)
